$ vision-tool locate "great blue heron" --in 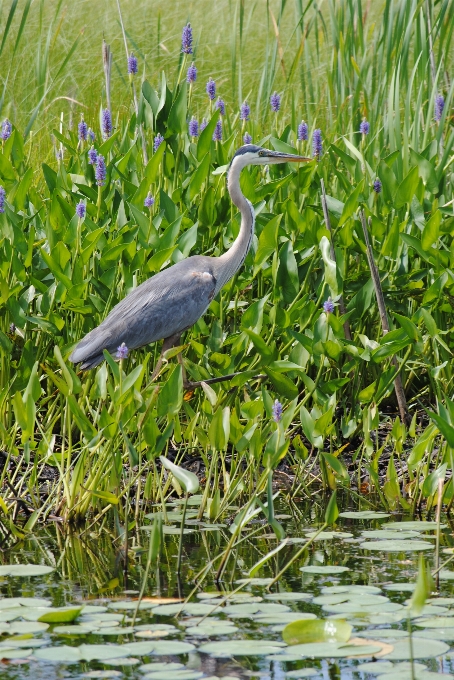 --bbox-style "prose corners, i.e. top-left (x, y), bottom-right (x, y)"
top-left (70, 145), bottom-right (310, 385)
